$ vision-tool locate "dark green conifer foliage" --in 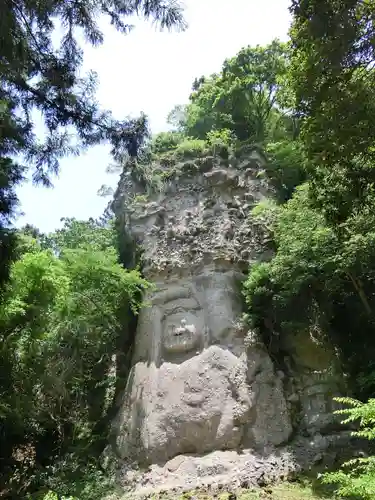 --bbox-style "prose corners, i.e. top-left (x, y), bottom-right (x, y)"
top-left (0, 0), bottom-right (186, 290)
